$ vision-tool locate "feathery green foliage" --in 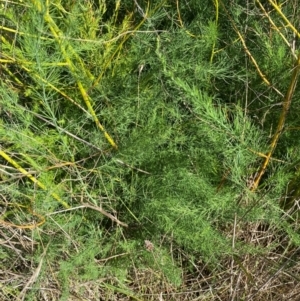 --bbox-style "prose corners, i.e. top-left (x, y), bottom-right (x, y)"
top-left (2, 0), bottom-right (300, 300)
